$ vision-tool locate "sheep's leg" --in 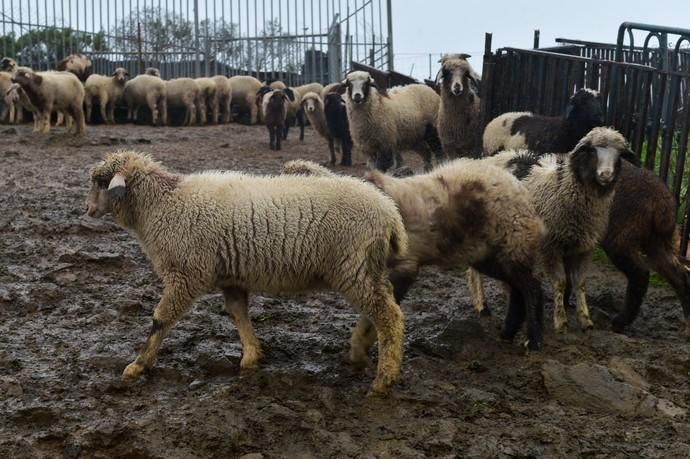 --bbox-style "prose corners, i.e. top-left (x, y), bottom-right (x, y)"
top-left (71, 104), bottom-right (86, 135)
top-left (467, 268), bottom-right (490, 317)
top-left (122, 281), bottom-right (196, 381)
top-left (327, 138), bottom-right (336, 165)
top-left (249, 101), bottom-right (257, 125)
top-left (212, 99), bottom-right (220, 124)
top-left (645, 245), bottom-right (690, 338)
top-left (145, 93), bottom-right (159, 126)
top-left (340, 254), bottom-right (404, 397)
top-left (274, 126), bottom-right (280, 150)
top-left (268, 126), bottom-right (275, 150)
top-left (223, 287), bottom-right (262, 369)
top-left (99, 93), bottom-right (109, 124)
top-left (340, 137), bottom-right (353, 167)
top-left (85, 96), bottom-right (93, 123)
top-left (283, 120), bottom-right (290, 140)
top-left (349, 316), bottom-right (378, 368)
top-left (8, 102), bottom-right (15, 123)
top-left (40, 109), bottom-right (52, 134)
top-left (198, 100), bottom-right (207, 125)
top-left (604, 248), bottom-right (649, 333)
top-left (108, 102), bottom-right (116, 124)
top-left (510, 269), bottom-right (544, 350)
top-left (375, 148), bottom-right (395, 172)
top-left (188, 101), bottom-right (197, 126)
top-left (565, 254), bottom-right (594, 330)
top-left (297, 109), bottom-right (305, 141)
top-left (159, 97), bottom-right (168, 126)
top-left (550, 260), bottom-right (568, 333)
